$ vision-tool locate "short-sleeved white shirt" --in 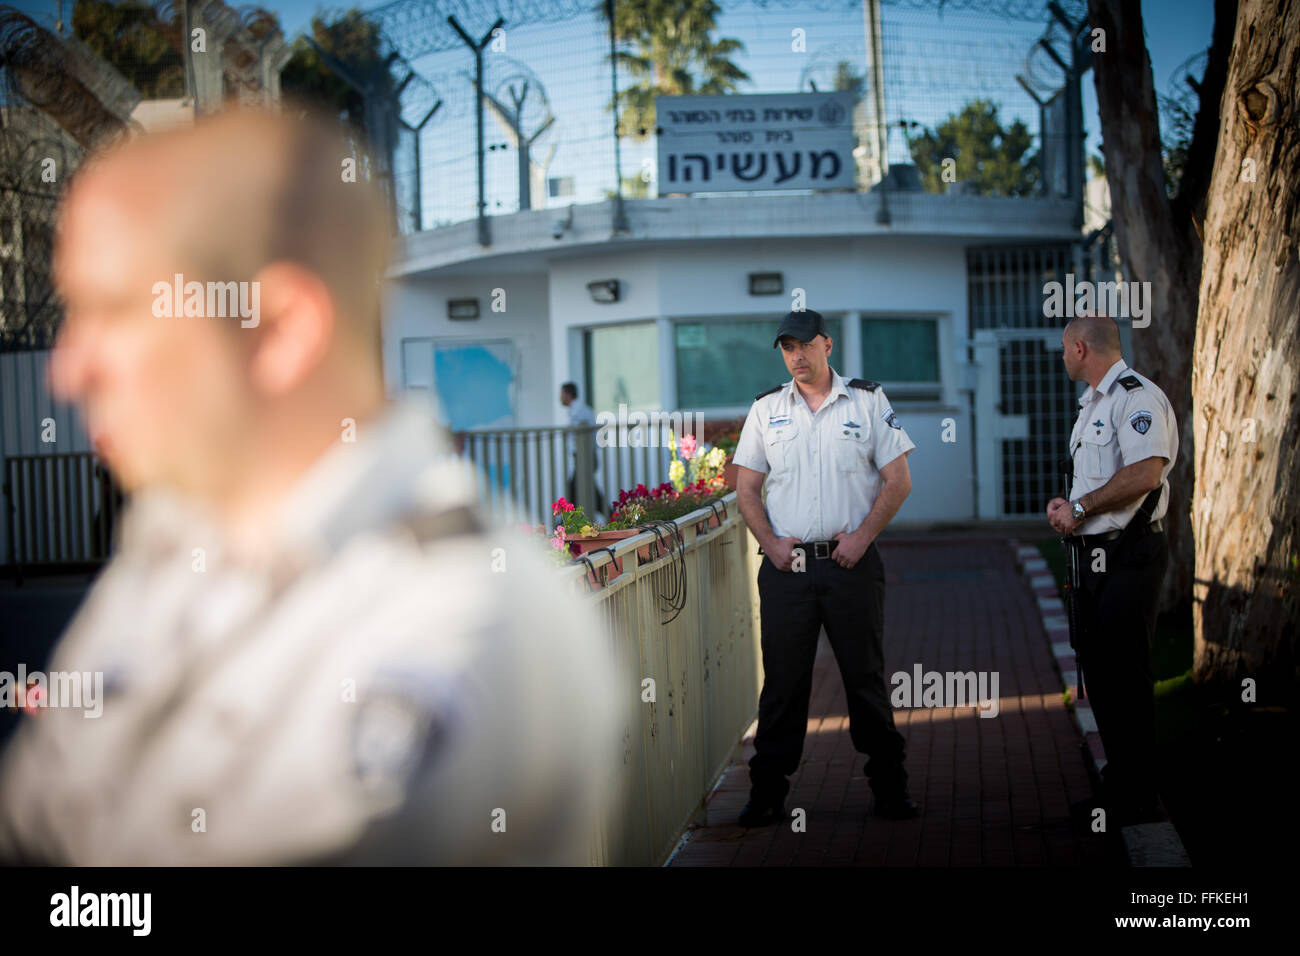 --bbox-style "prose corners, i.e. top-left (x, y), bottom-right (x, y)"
top-left (732, 367), bottom-right (915, 542)
top-left (1068, 358), bottom-right (1178, 535)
